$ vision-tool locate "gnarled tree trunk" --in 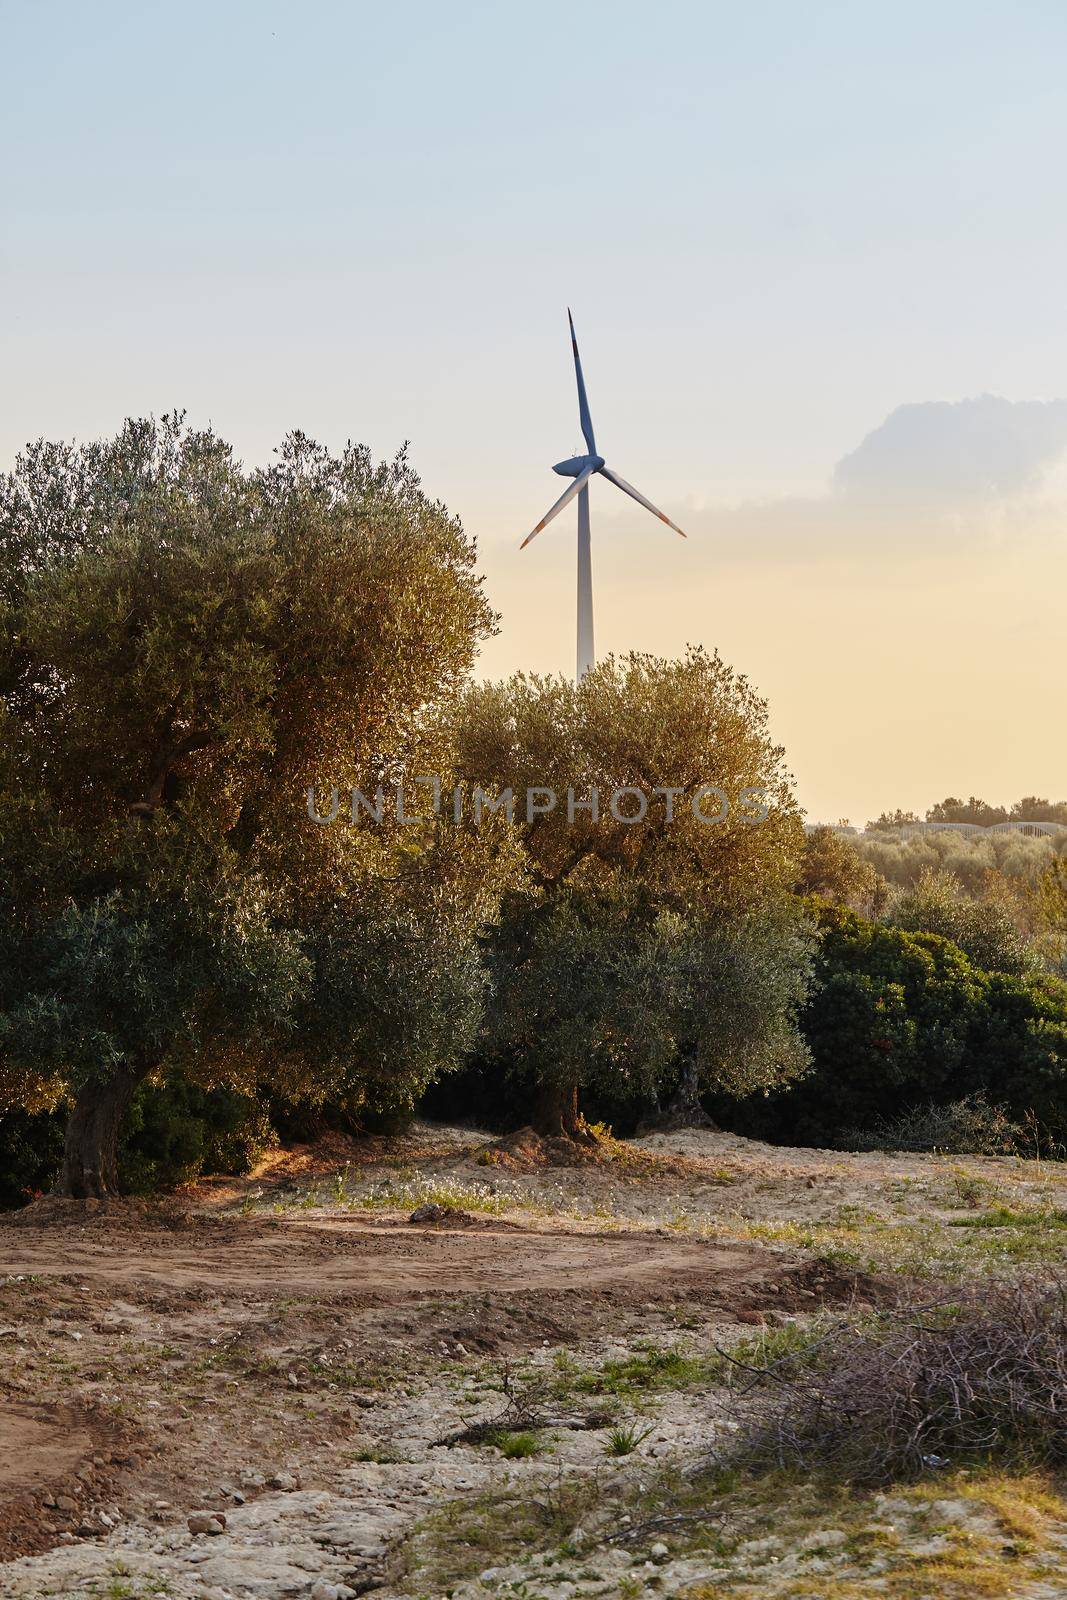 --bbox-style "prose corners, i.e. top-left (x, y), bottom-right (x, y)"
top-left (531, 1080), bottom-right (585, 1140)
top-left (640, 1057), bottom-right (715, 1134)
top-left (54, 1066), bottom-right (142, 1199)
top-left (664, 1057), bottom-right (714, 1128)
